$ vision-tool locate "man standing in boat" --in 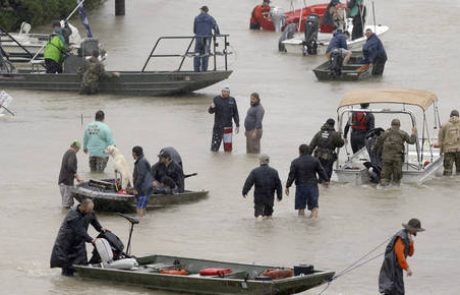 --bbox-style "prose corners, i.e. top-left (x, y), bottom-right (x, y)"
top-left (379, 218), bottom-right (425, 295)
top-left (344, 103), bottom-right (375, 153)
top-left (193, 5), bottom-right (220, 72)
top-left (58, 140), bottom-right (82, 209)
top-left (83, 110), bottom-right (115, 172)
top-left (309, 118), bottom-right (344, 182)
top-left (347, 0), bottom-right (366, 40)
top-left (50, 198), bottom-right (108, 276)
top-left (373, 119), bottom-right (417, 186)
top-left (285, 144), bottom-right (328, 218)
top-left (436, 110), bottom-right (460, 176)
top-left (44, 21), bottom-right (68, 73)
top-left (361, 28), bottom-right (387, 76)
top-left (242, 154), bottom-right (282, 220)
top-left (208, 86), bottom-right (240, 152)
top-left (244, 92), bottom-right (265, 153)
